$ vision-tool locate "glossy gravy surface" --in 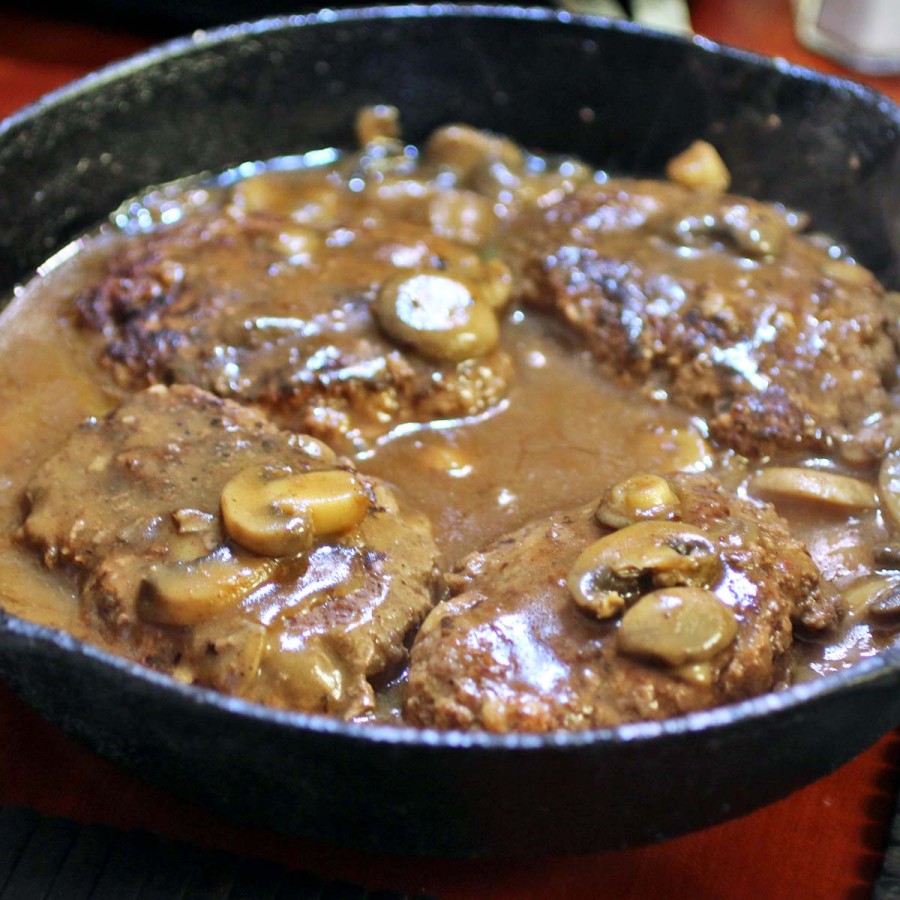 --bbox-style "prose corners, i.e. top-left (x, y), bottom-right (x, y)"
top-left (0, 250), bottom-right (891, 686)
top-left (0, 136), bottom-right (896, 721)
